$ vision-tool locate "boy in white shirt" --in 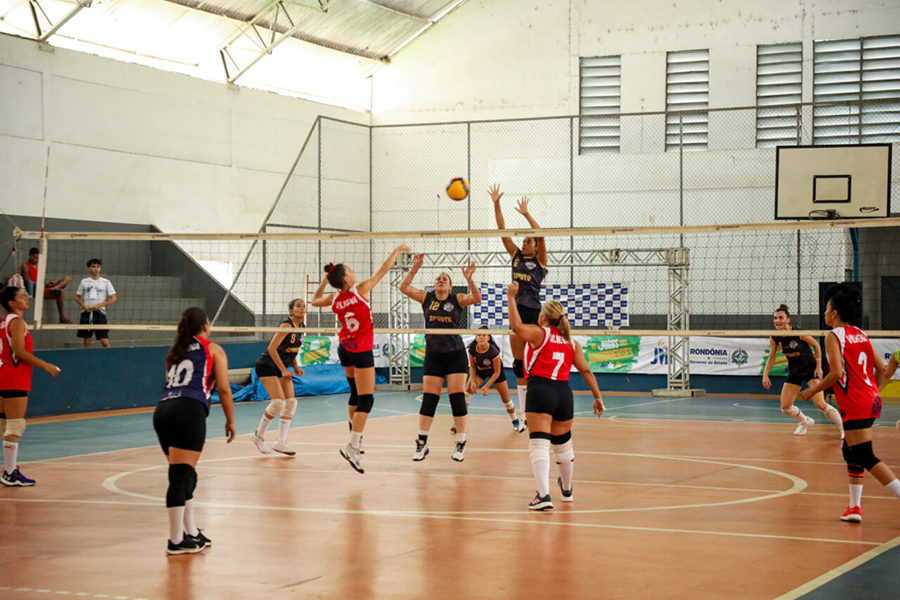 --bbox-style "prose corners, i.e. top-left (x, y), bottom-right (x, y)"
top-left (76, 258), bottom-right (117, 348)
